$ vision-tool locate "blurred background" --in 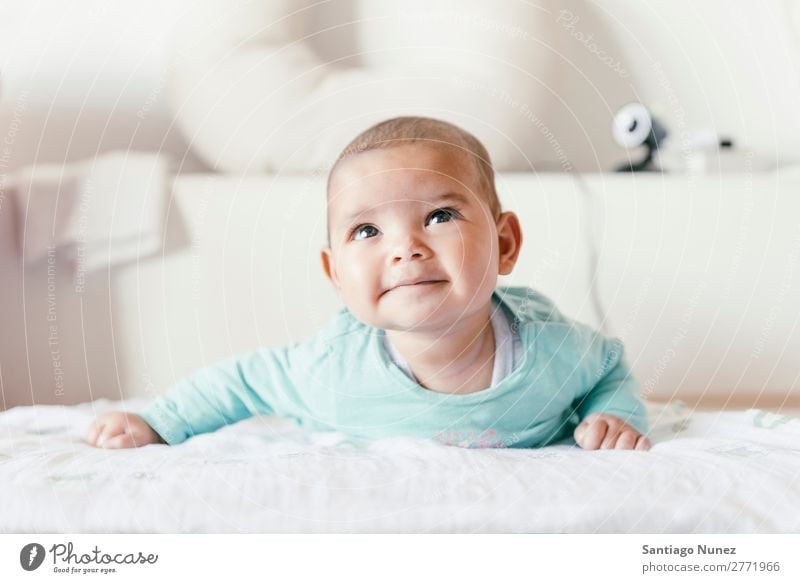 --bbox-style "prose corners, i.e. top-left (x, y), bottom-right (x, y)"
top-left (1, 0), bottom-right (799, 411)
top-left (1, 0), bottom-right (799, 173)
